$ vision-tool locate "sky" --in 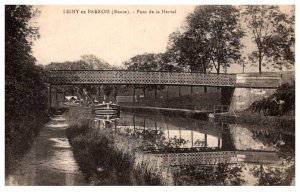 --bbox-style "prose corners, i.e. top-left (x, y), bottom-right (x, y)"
top-left (31, 4), bottom-right (294, 73)
top-left (32, 5), bottom-right (195, 67)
